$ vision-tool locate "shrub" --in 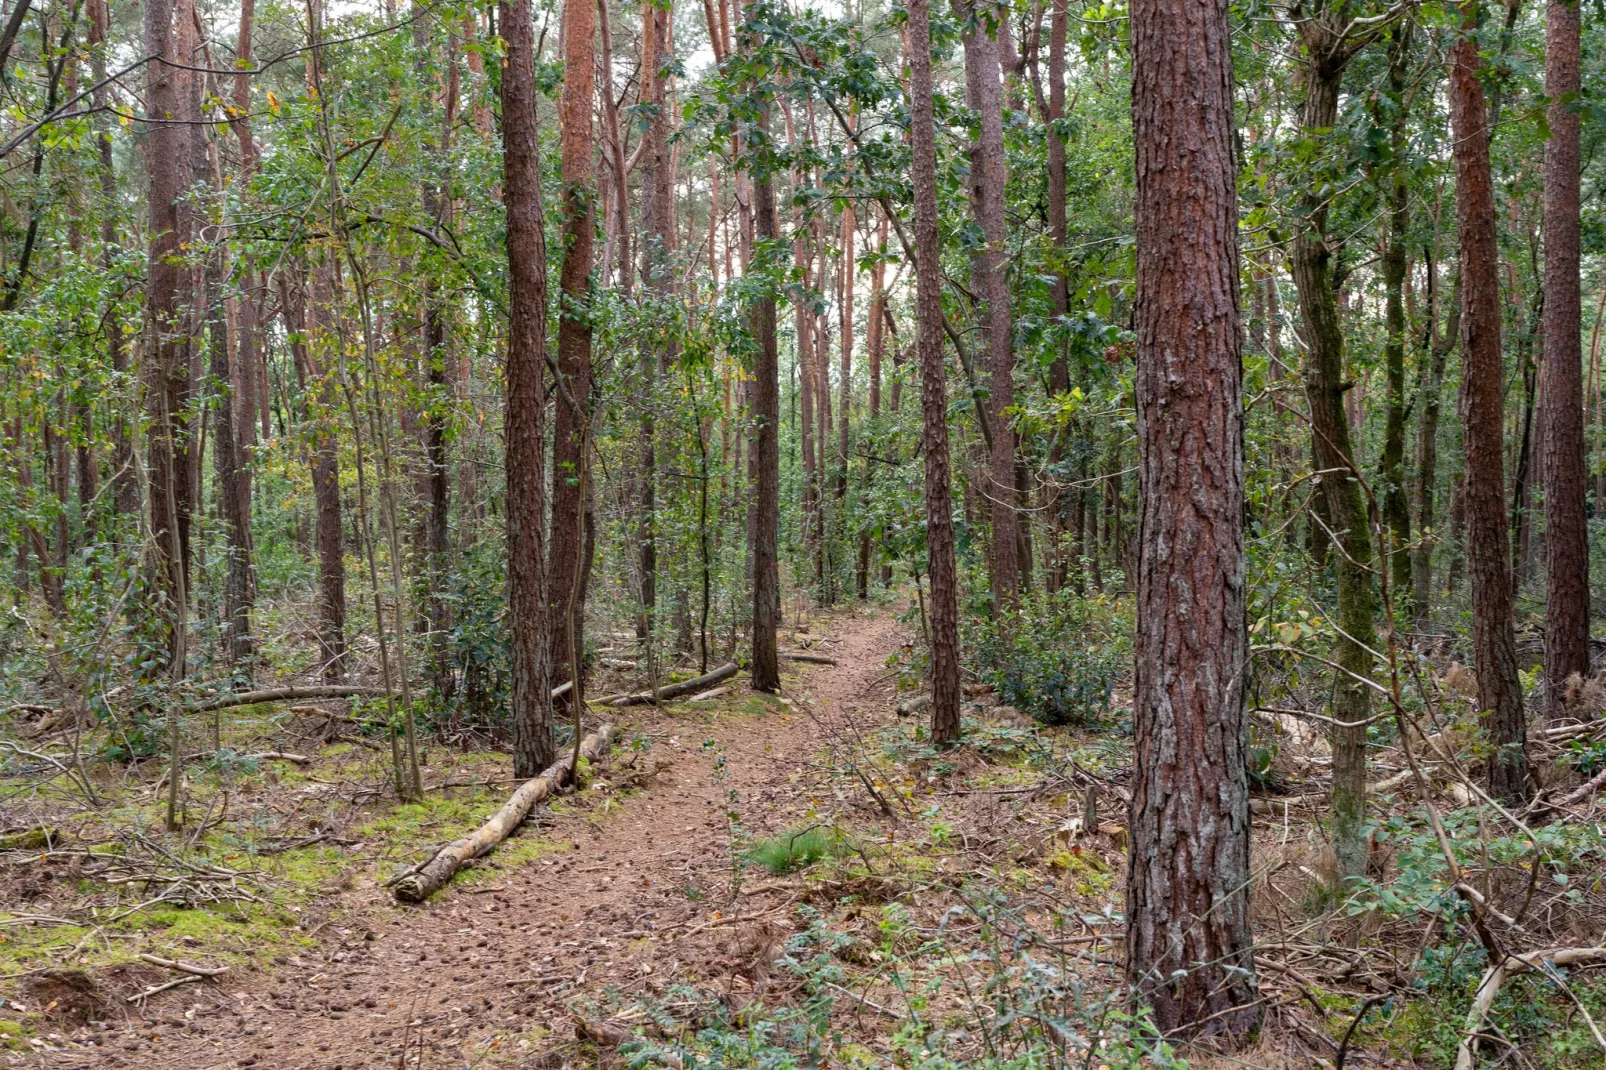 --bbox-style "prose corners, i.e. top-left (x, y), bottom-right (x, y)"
top-left (967, 590), bottom-right (1127, 727)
